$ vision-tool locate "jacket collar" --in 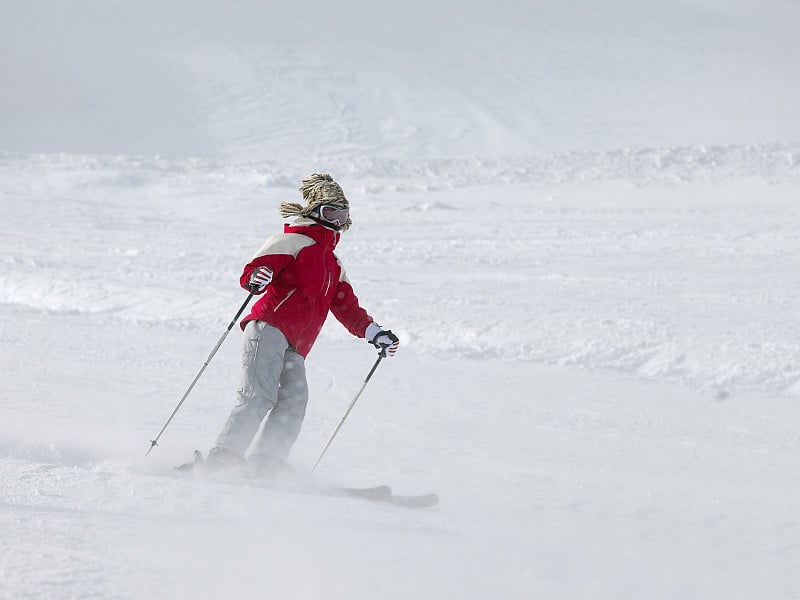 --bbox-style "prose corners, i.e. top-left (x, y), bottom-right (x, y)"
top-left (285, 217), bottom-right (340, 248)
